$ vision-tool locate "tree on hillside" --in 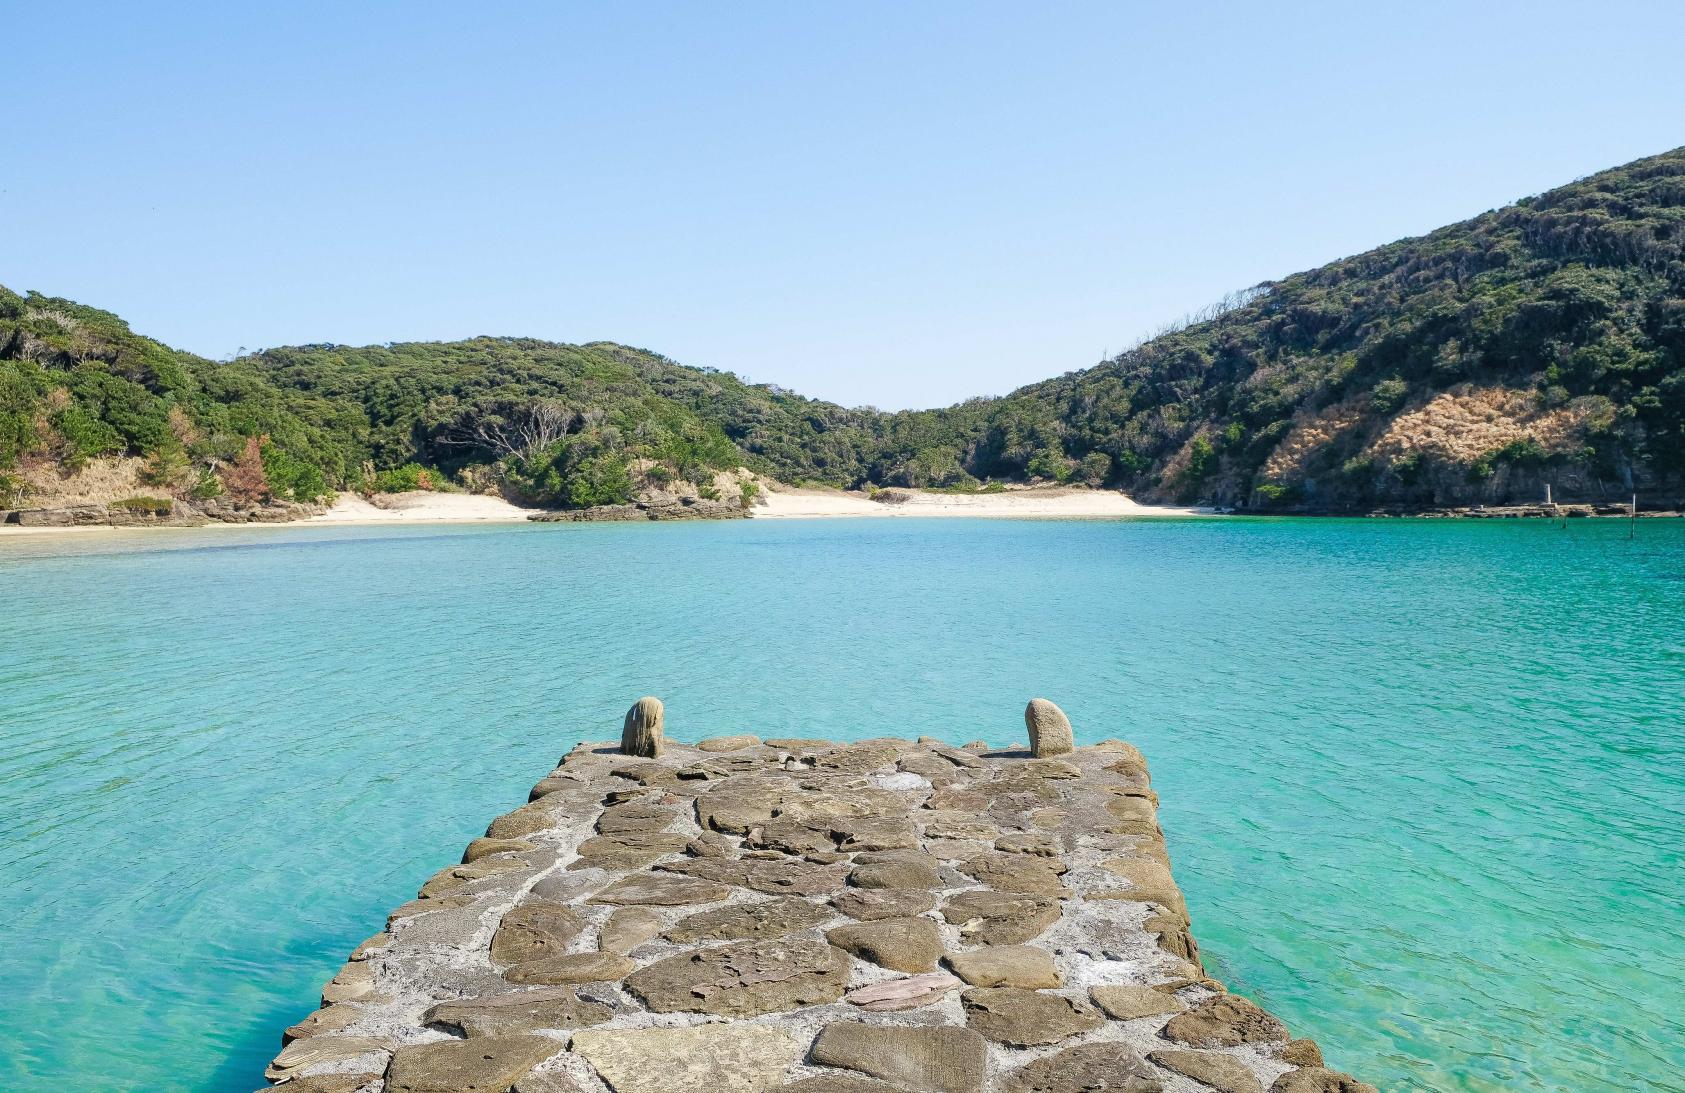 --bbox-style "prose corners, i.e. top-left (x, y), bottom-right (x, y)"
top-left (223, 435), bottom-right (270, 504)
top-left (442, 399), bottom-right (578, 463)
